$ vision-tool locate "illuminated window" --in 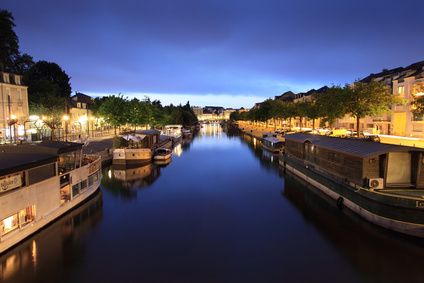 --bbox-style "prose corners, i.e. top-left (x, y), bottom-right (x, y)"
top-left (1, 214), bottom-right (18, 235)
top-left (398, 86), bottom-right (404, 93)
top-left (0, 205), bottom-right (35, 236)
